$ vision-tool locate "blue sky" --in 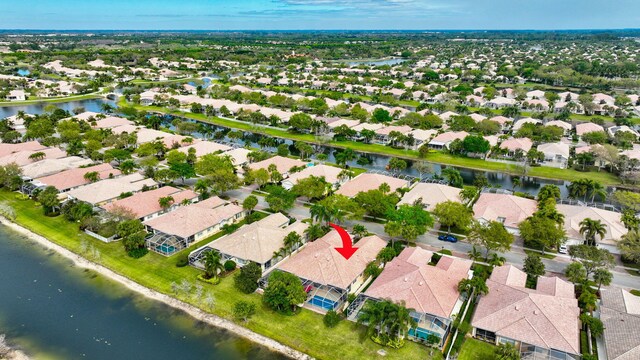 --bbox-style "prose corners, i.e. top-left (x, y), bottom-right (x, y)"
top-left (2, 0), bottom-right (639, 30)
